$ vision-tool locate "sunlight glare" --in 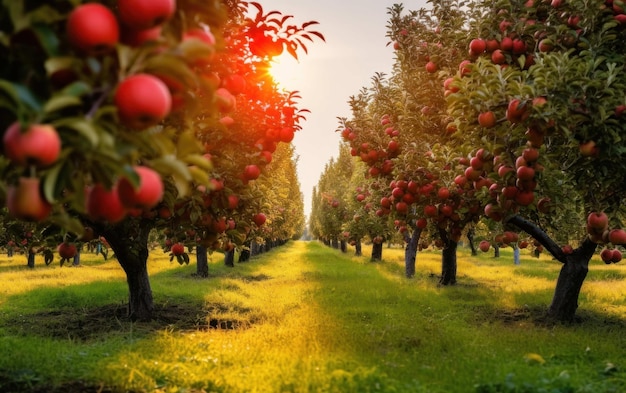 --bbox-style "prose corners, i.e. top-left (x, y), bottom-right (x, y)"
top-left (269, 56), bottom-right (300, 90)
